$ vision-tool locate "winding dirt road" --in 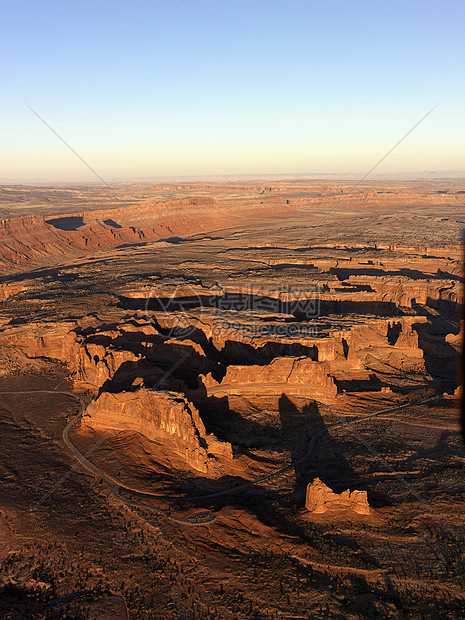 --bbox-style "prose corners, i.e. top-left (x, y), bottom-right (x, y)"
top-left (0, 388), bottom-right (440, 525)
